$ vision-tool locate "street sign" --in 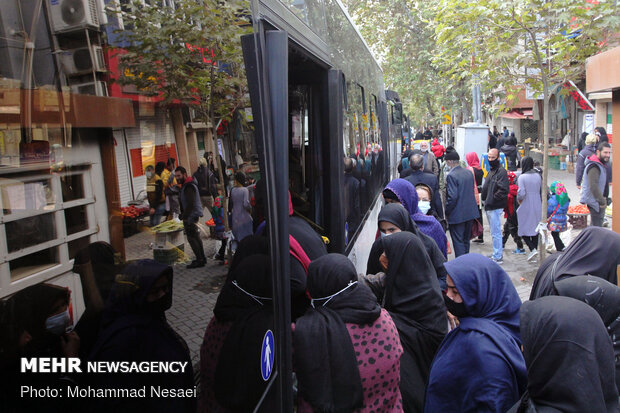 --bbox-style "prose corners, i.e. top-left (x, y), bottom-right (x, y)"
top-left (442, 113), bottom-right (452, 125)
top-left (261, 330), bottom-right (274, 381)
